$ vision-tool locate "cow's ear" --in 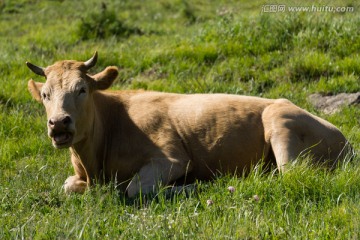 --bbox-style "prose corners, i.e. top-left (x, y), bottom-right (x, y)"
top-left (28, 79), bottom-right (44, 102)
top-left (92, 66), bottom-right (118, 90)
